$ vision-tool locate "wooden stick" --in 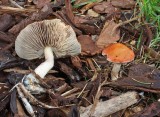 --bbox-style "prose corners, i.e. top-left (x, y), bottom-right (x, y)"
top-left (0, 6), bottom-right (36, 14)
top-left (16, 86), bottom-right (35, 117)
top-left (9, 0), bottom-right (24, 9)
top-left (80, 91), bottom-right (139, 117)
